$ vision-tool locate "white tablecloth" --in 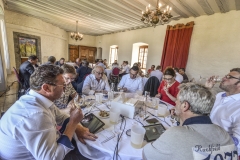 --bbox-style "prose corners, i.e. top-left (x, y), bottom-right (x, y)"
top-left (76, 95), bottom-right (175, 160)
top-left (105, 69), bottom-right (112, 79)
